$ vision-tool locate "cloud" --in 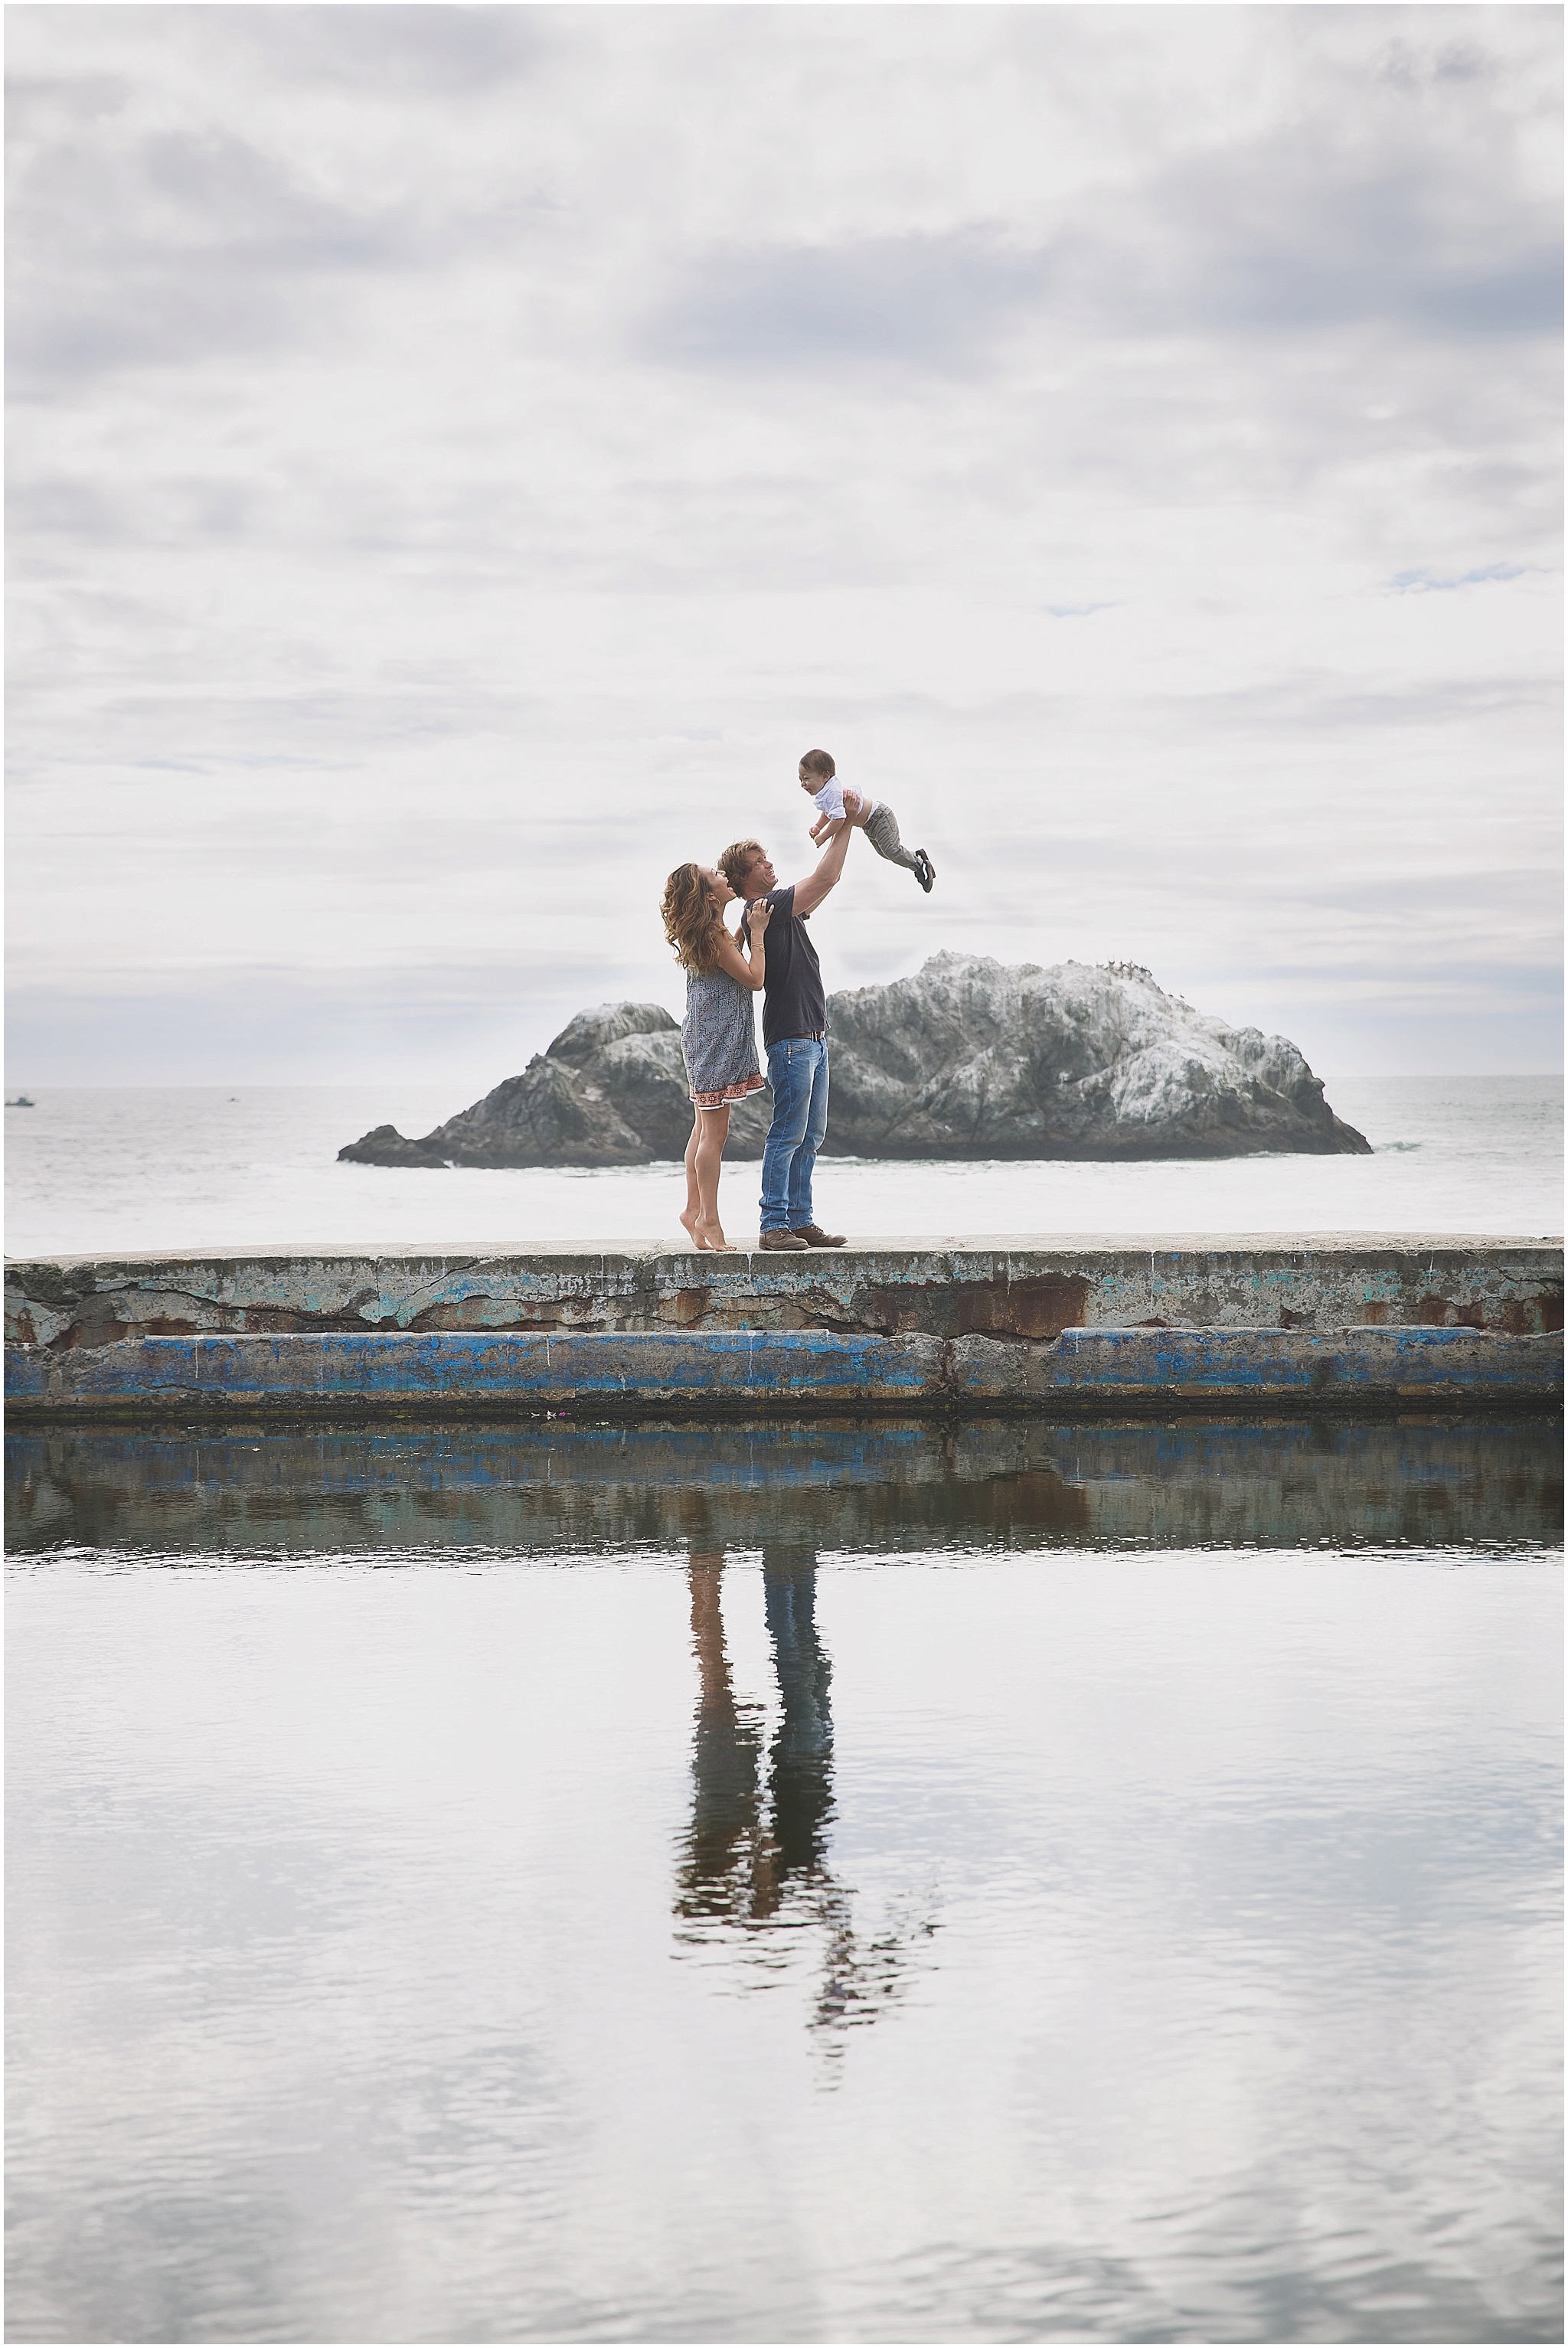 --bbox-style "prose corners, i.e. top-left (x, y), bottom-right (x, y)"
top-left (1390, 562), bottom-right (1529, 593)
top-left (7, 18), bottom-right (558, 393)
top-left (8, 127), bottom-right (423, 384)
top-left (644, 140), bottom-right (1560, 381)
top-left (4, 4), bottom-right (1560, 1083)
top-left (5, 67), bottom-right (130, 129)
top-left (644, 230), bottom-right (1050, 375)
top-left (5, 958), bottom-right (665, 1089)
top-left (229, 4), bottom-right (545, 96)
top-left (1135, 149), bottom-right (1563, 341)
